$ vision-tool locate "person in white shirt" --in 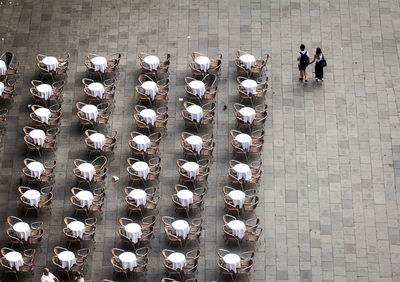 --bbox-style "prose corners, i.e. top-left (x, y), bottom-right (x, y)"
top-left (297, 44), bottom-right (310, 83)
top-left (41, 268), bottom-right (59, 282)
